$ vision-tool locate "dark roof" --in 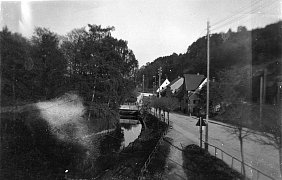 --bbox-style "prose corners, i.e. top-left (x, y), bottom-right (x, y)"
top-left (168, 77), bottom-right (181, 87)
top-left (174, 84), bottom-right (184, 98)
top-left (184, 74), bottom-right (205, 91)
